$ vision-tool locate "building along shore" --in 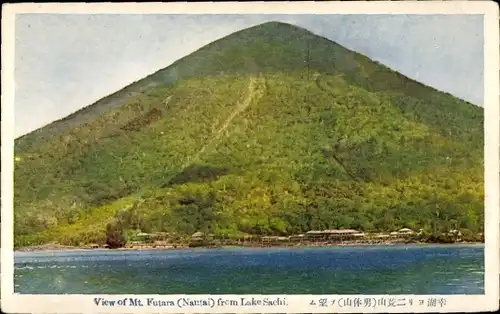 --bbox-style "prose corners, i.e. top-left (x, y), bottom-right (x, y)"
top-left (15, 228), bottom-right (483, 252)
